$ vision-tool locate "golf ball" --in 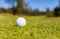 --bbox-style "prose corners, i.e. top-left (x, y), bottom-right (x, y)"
top-left (16, 17), bottom-right (26, 26)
